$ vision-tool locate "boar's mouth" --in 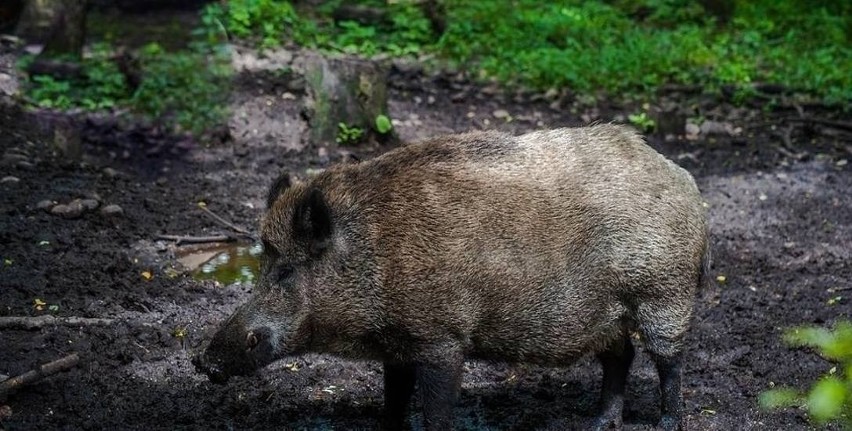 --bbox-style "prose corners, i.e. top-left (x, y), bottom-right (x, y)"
top-left (192, 352), bottom-right (260, 384)
top-left (192, 327), bottom-right (278, 384)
